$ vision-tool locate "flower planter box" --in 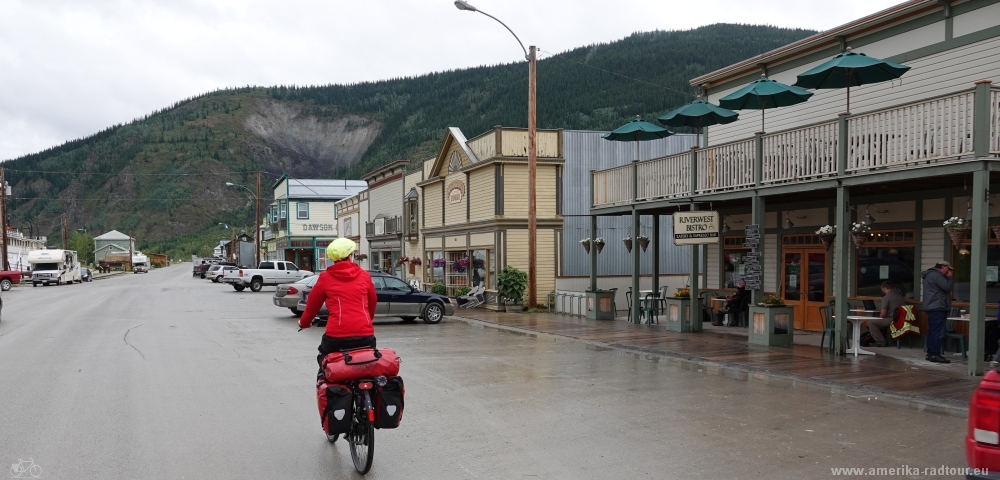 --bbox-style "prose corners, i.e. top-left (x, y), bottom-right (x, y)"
top-left (586, 290), bottom-right (616, 320)
top-left (748, 305), bottom-right (794, 346)
top-left (663, 297), bottom-right (692, 332)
